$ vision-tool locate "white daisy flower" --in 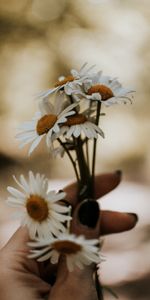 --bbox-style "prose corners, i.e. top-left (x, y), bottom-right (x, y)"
top-left (82, 71), bottom-right (134, 106)
top-left (28, 232), bottom-right (100, 272)
top-left (7, 171), bottom-right (71, 239)
top-left (62, 112), bottom-right (104, 139)
top-left (37, 63), bottom-right (96, 98)
top-left (16, 98), bottom-right (77, 155)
